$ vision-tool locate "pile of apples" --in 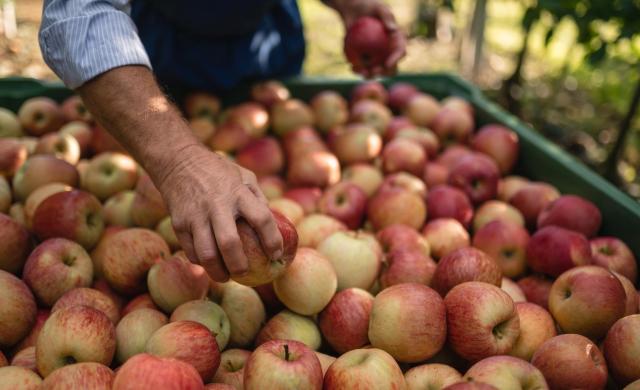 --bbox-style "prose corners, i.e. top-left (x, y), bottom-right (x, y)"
top-left (0, 77), bottom-right (638, 390)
